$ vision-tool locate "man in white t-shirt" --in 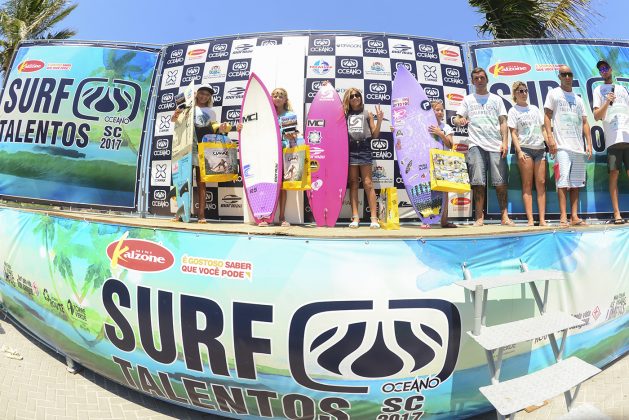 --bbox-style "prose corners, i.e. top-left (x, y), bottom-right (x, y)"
top-left (592, 59), bottom-right (629, 225)
top-left (454, 67), bottom-right (512, 226)
top-left (544, 65), bottom-right (593, 227)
